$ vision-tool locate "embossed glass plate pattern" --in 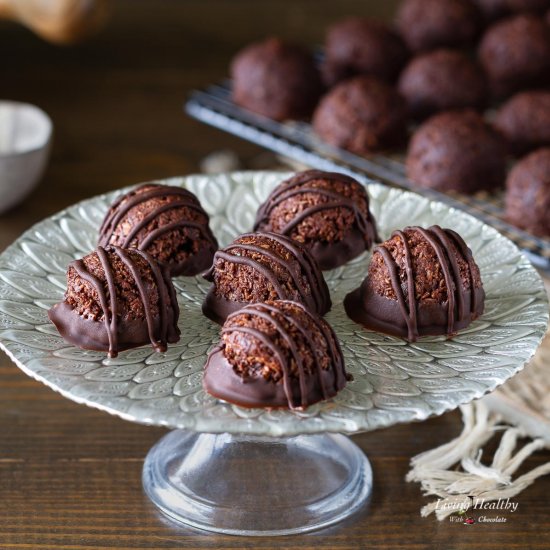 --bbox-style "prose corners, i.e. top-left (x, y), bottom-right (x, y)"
top-left (186, 84), bottom-right (550, 271)
top-left (0, 171), bottom-right (547, 436)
